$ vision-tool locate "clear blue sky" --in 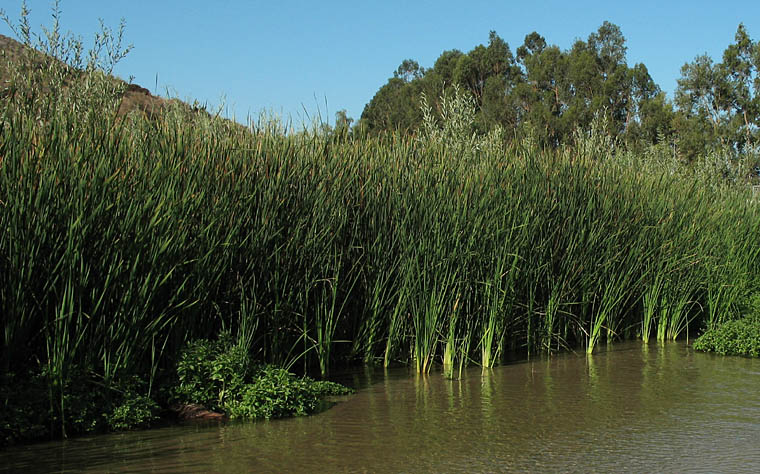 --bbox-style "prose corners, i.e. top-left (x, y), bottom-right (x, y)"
top-left (3, 1), bottom-right (760, 128)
